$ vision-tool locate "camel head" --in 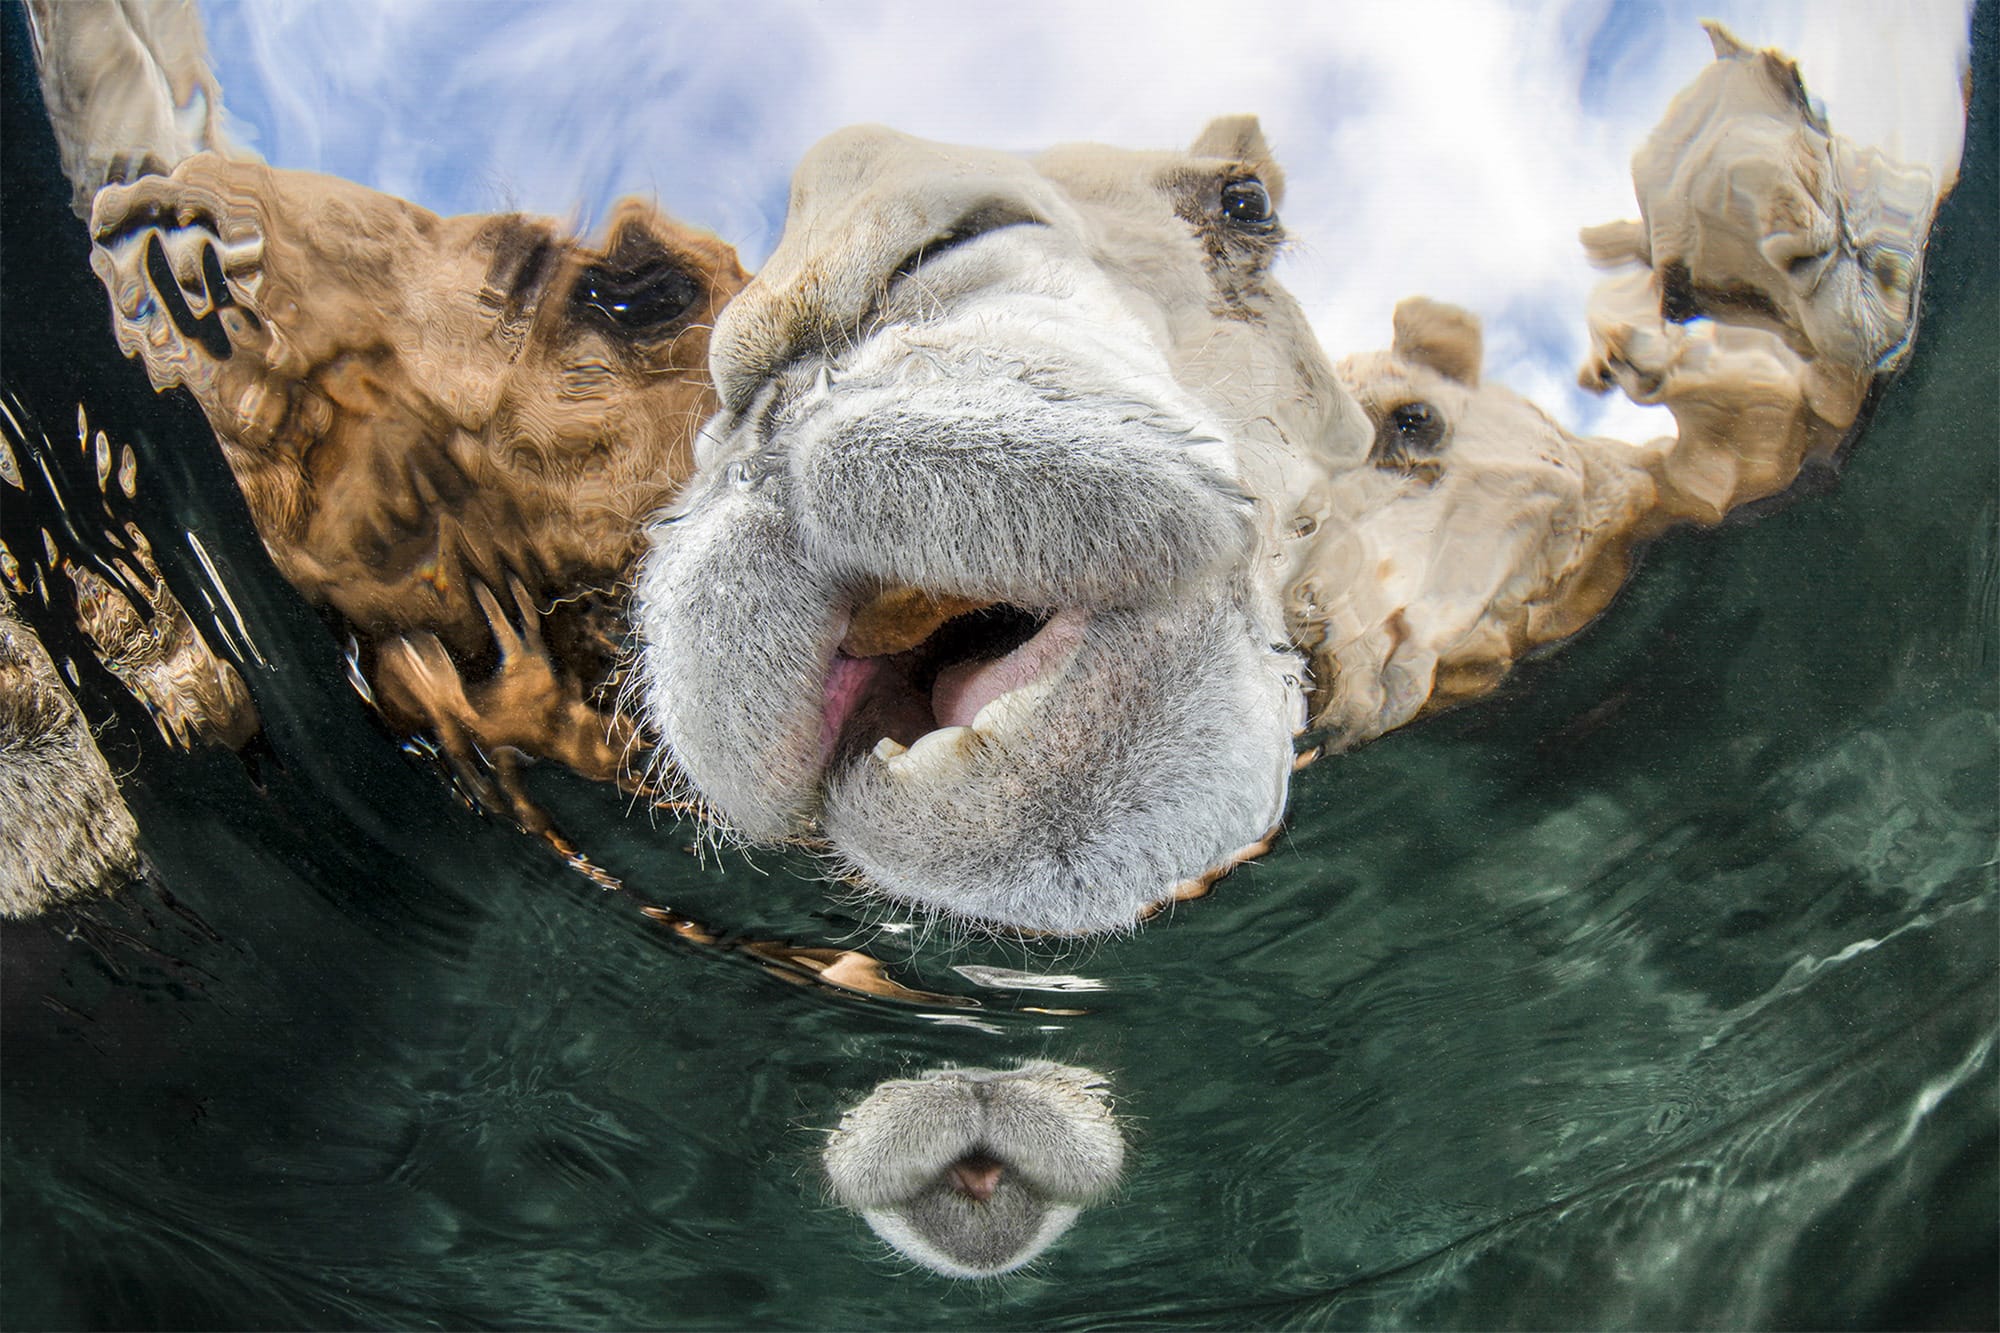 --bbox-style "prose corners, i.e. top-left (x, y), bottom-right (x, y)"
top-left (1315, 298), bottom-right (1660, 745)
top-left (89, 157), bottom-right (745, 650)
top-left (87, 156), bottom-right (747, 827)
top-left (1584, 23), bottom-right (1936, 411)
top-left (633, 120), bottom-right (1370, 935)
